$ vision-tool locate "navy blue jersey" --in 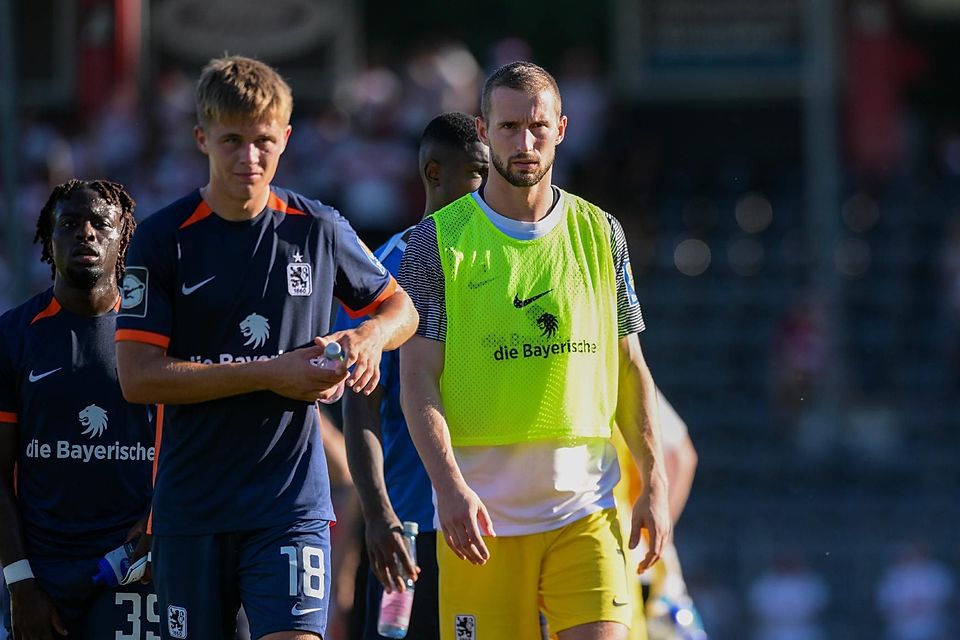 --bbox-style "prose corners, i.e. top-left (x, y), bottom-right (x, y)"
top-left (0, 288), bottom-right (154, 559)
top-left (116, 187), bottom-right (395, 535)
